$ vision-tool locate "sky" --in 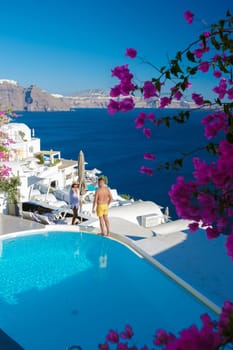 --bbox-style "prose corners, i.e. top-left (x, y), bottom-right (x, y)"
top-left (0, 0), bottom-right (232, 96)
